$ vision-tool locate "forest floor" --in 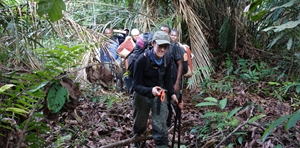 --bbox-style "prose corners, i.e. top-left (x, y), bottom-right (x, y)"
top-left (1, 63), bottom-right (299, 148)
top-left (42, 73), bottom-right (299, 148)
